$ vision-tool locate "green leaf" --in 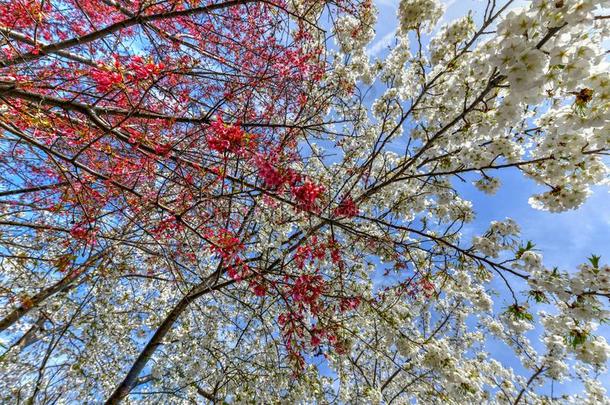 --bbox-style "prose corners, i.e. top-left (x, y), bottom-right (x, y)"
top-left (566, 329), bottom-right (589, 349)
top-left (506, 304), bottom-right (533, 322)
top-left (588, 254), bottom-right (601, 269)
top-left (528, 290), bottom-right (548, 304)
top-left (515, 240), bottom-right (536, 259)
